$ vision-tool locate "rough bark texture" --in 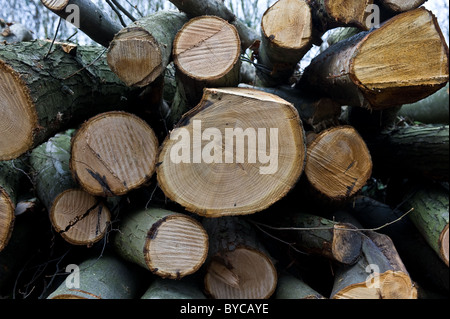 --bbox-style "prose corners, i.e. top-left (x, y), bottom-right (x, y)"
top-left (40, 0), bottom-right (121, 47)
top-left (0, 40), bottom-right (138, 161)
top-left (203, 217), bottom-right (277, 299)
top-left (157, 87), bottom-right (306, 217)
top-left (47, 253), bottom-right (144, 299)
top-left (112, 208), bottom-right (209, 279)
top-left (298, 8), bottom-right (449, 110)
top-left (168, 0), bottom-right (259, 50)
top-left (107, 11), bottom-right (189, 87)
